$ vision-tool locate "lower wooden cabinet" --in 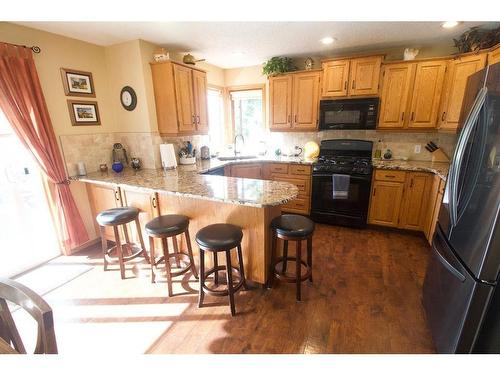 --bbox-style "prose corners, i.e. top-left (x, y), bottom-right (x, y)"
top-left (424, 175), bottom-right (446, 244)
top-left (368, 170), bottom-right (433, 231)
top-left (87, 183), bottom-right (122, 241)
top-left (228, 163), bottom-right (262, 179)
